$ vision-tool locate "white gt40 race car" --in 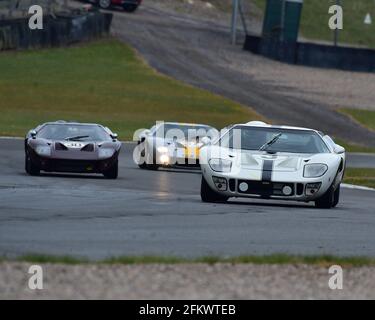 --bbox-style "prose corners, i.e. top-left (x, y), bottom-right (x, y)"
top-left (199, 122), bottom-right (346, 209)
